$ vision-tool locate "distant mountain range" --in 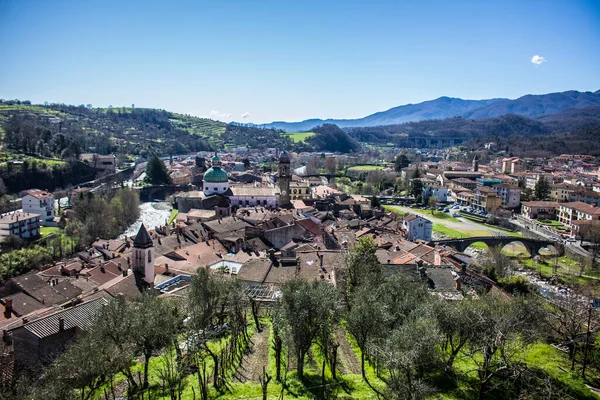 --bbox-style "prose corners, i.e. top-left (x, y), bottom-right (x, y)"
top-left (257, 90), bottom-right (600, 131)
